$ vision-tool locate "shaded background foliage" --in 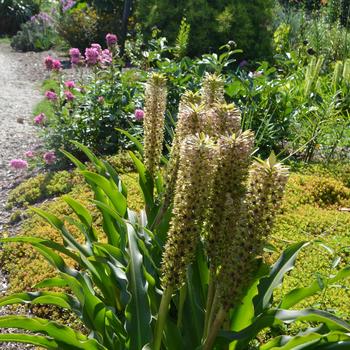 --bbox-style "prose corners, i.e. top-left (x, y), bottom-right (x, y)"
top-left (135, 0), bottom-right (275, 59)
